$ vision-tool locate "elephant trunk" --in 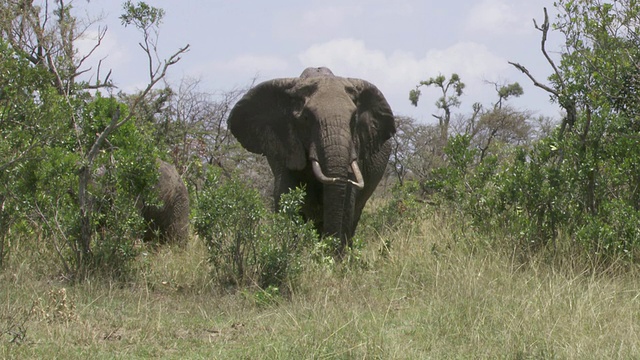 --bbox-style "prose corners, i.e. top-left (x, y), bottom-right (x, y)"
top-left (323, 183), bottom-right (354, 251)
top-left (309, 137), bottom-right (359, 252)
